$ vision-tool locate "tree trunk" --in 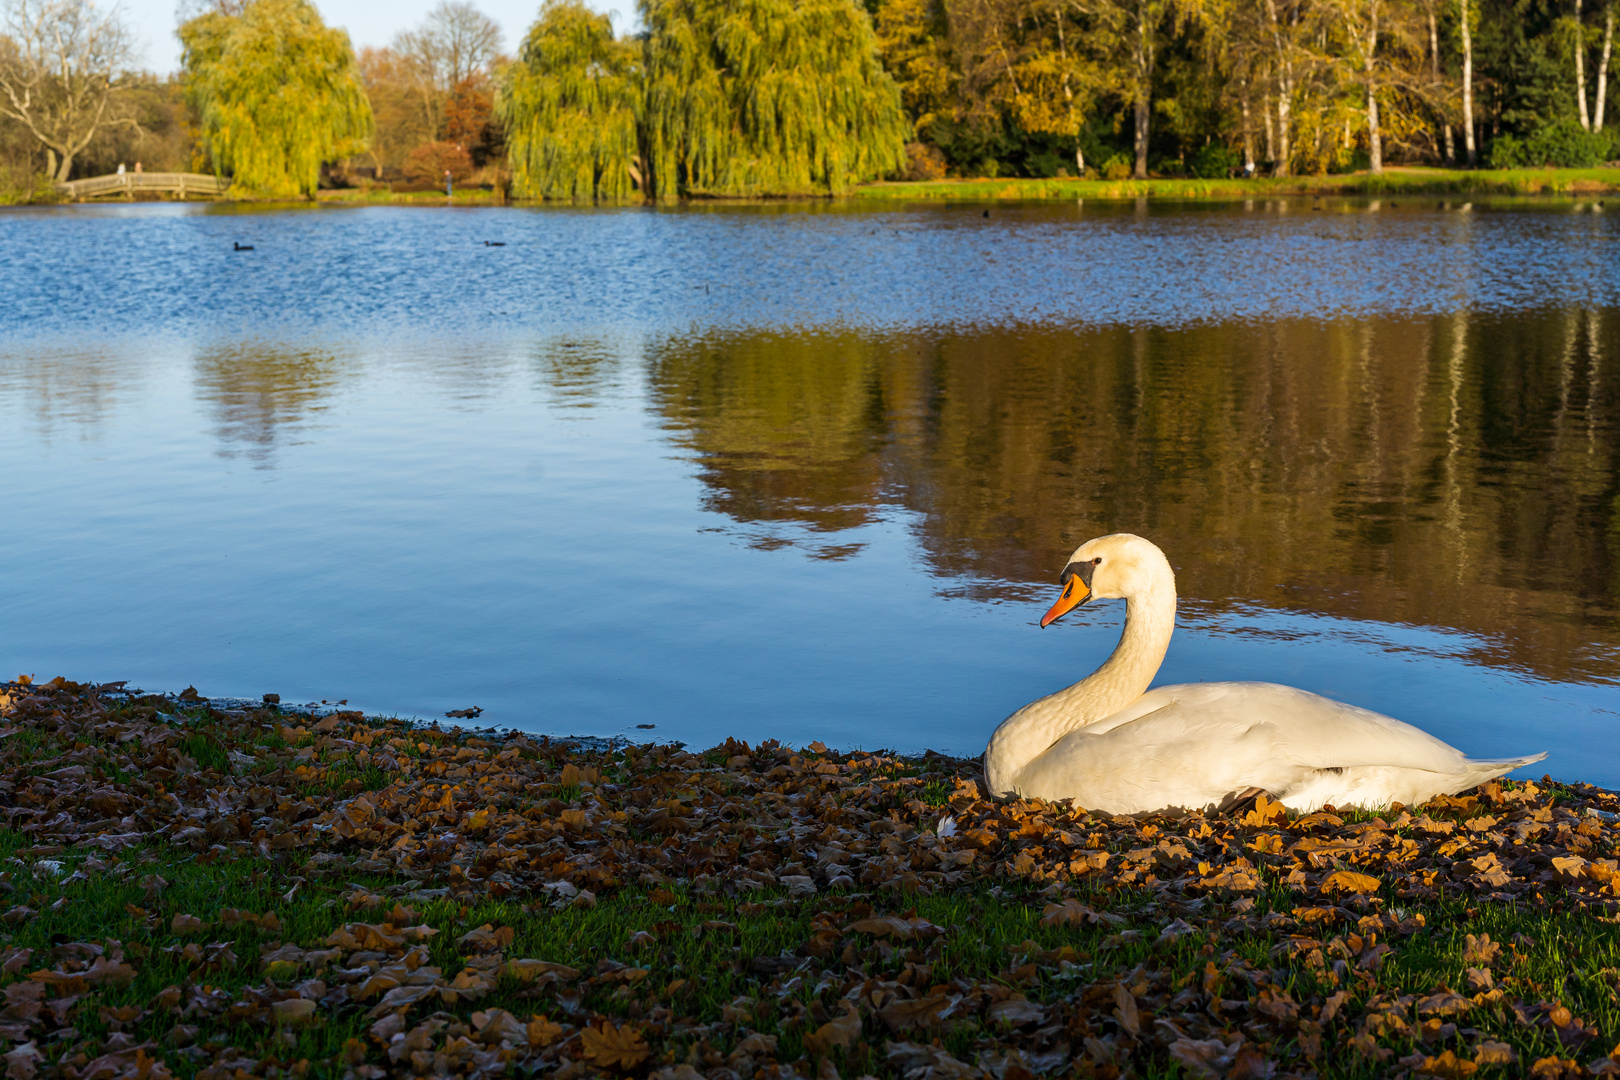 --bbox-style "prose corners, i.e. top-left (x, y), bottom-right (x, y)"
top-left (1366, 5), bottom-right (1383, 173)
top-left (1461, 0), bottom-right (1476, 166)
top-left (1597, 1), bottom-right (1614, 129)
top-left (1264, 0), bottom-right (1295, 175)
top-left (1430, 8), bottom-right (1456, 162)
top-left (1134, 95), bottom-right (1150, 178)
top-left (1264, 88), bottom-right (1277, 162)
top-left (46, 148), bottom-right (57, 178)
top-left (1077, 145), bottom-right (1086, 174)
top-left (55, 151), bottom-right (74, 182)
top-left (1577, 0), bottom-right (1592, 130)
top-left (1240, 74), bottom-right (1257, 171)
top-left (1133, 13), bottom-right (1151, 180)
